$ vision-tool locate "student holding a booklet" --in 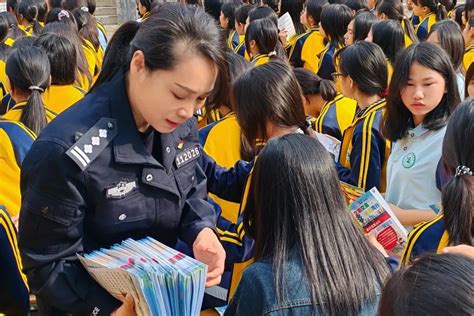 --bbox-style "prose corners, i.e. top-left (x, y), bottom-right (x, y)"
top-left (18, 4), bottom-right (226, 315)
